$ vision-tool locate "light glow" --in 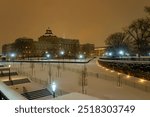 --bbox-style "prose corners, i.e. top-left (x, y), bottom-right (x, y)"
top-left (51, 82), bottom-right (56, 92)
